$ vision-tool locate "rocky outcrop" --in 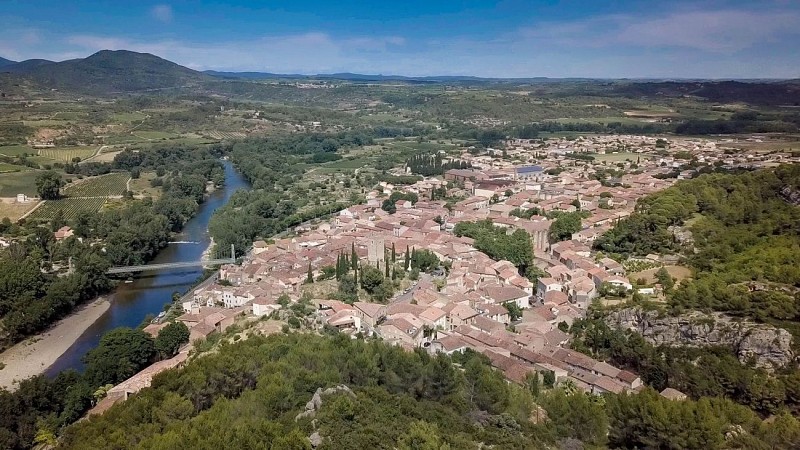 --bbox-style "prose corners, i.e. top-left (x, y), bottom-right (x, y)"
top-left (296, 384), bottom-right (356, 447)
top-left (779, 185), bottom-right (800, 206)
top-left (295, 384), bottom-right (355, 421)
top-left (605, 307), bottom-right (795, 370)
